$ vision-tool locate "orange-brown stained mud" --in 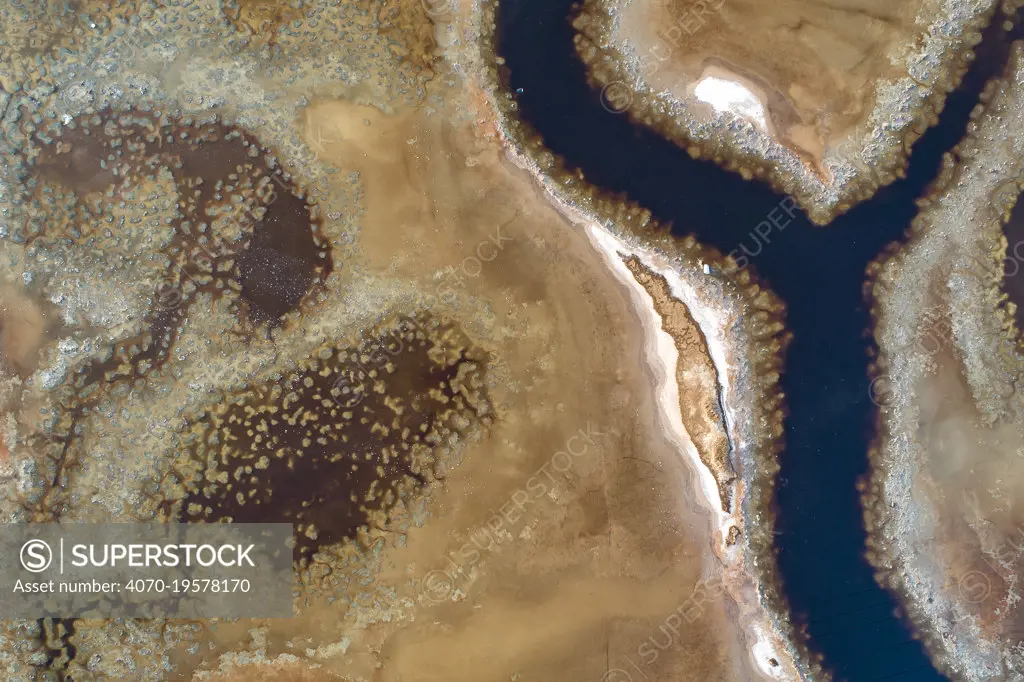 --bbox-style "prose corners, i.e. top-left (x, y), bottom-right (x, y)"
top-left (573, 0), bottom-right (997, 224)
